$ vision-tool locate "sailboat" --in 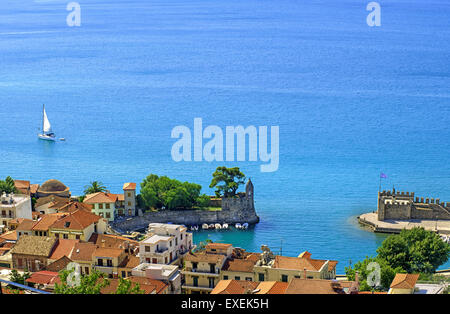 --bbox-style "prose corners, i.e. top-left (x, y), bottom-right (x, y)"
top-left (38, 104), bottom-right (56, 141)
